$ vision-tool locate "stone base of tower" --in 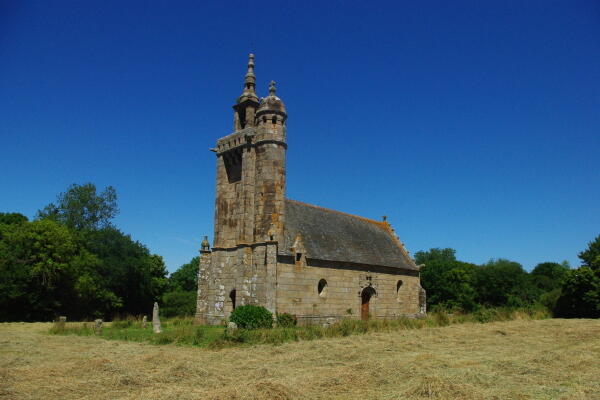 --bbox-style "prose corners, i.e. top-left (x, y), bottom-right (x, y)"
top-left (194, 242), bottom-right (278, 325)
